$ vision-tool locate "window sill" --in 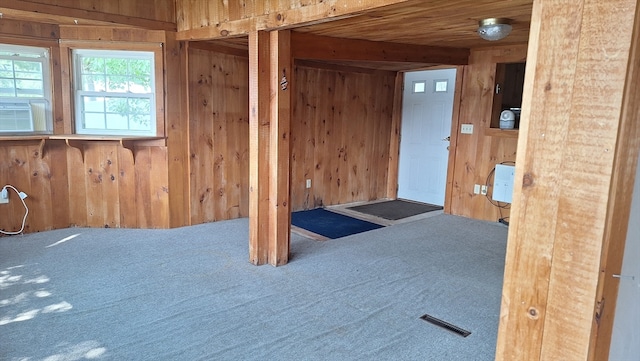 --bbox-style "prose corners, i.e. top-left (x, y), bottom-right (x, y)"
top-left (1, 135), bottom-right (165, 162)
top-left (485, 128), bottom-right (519, 138)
